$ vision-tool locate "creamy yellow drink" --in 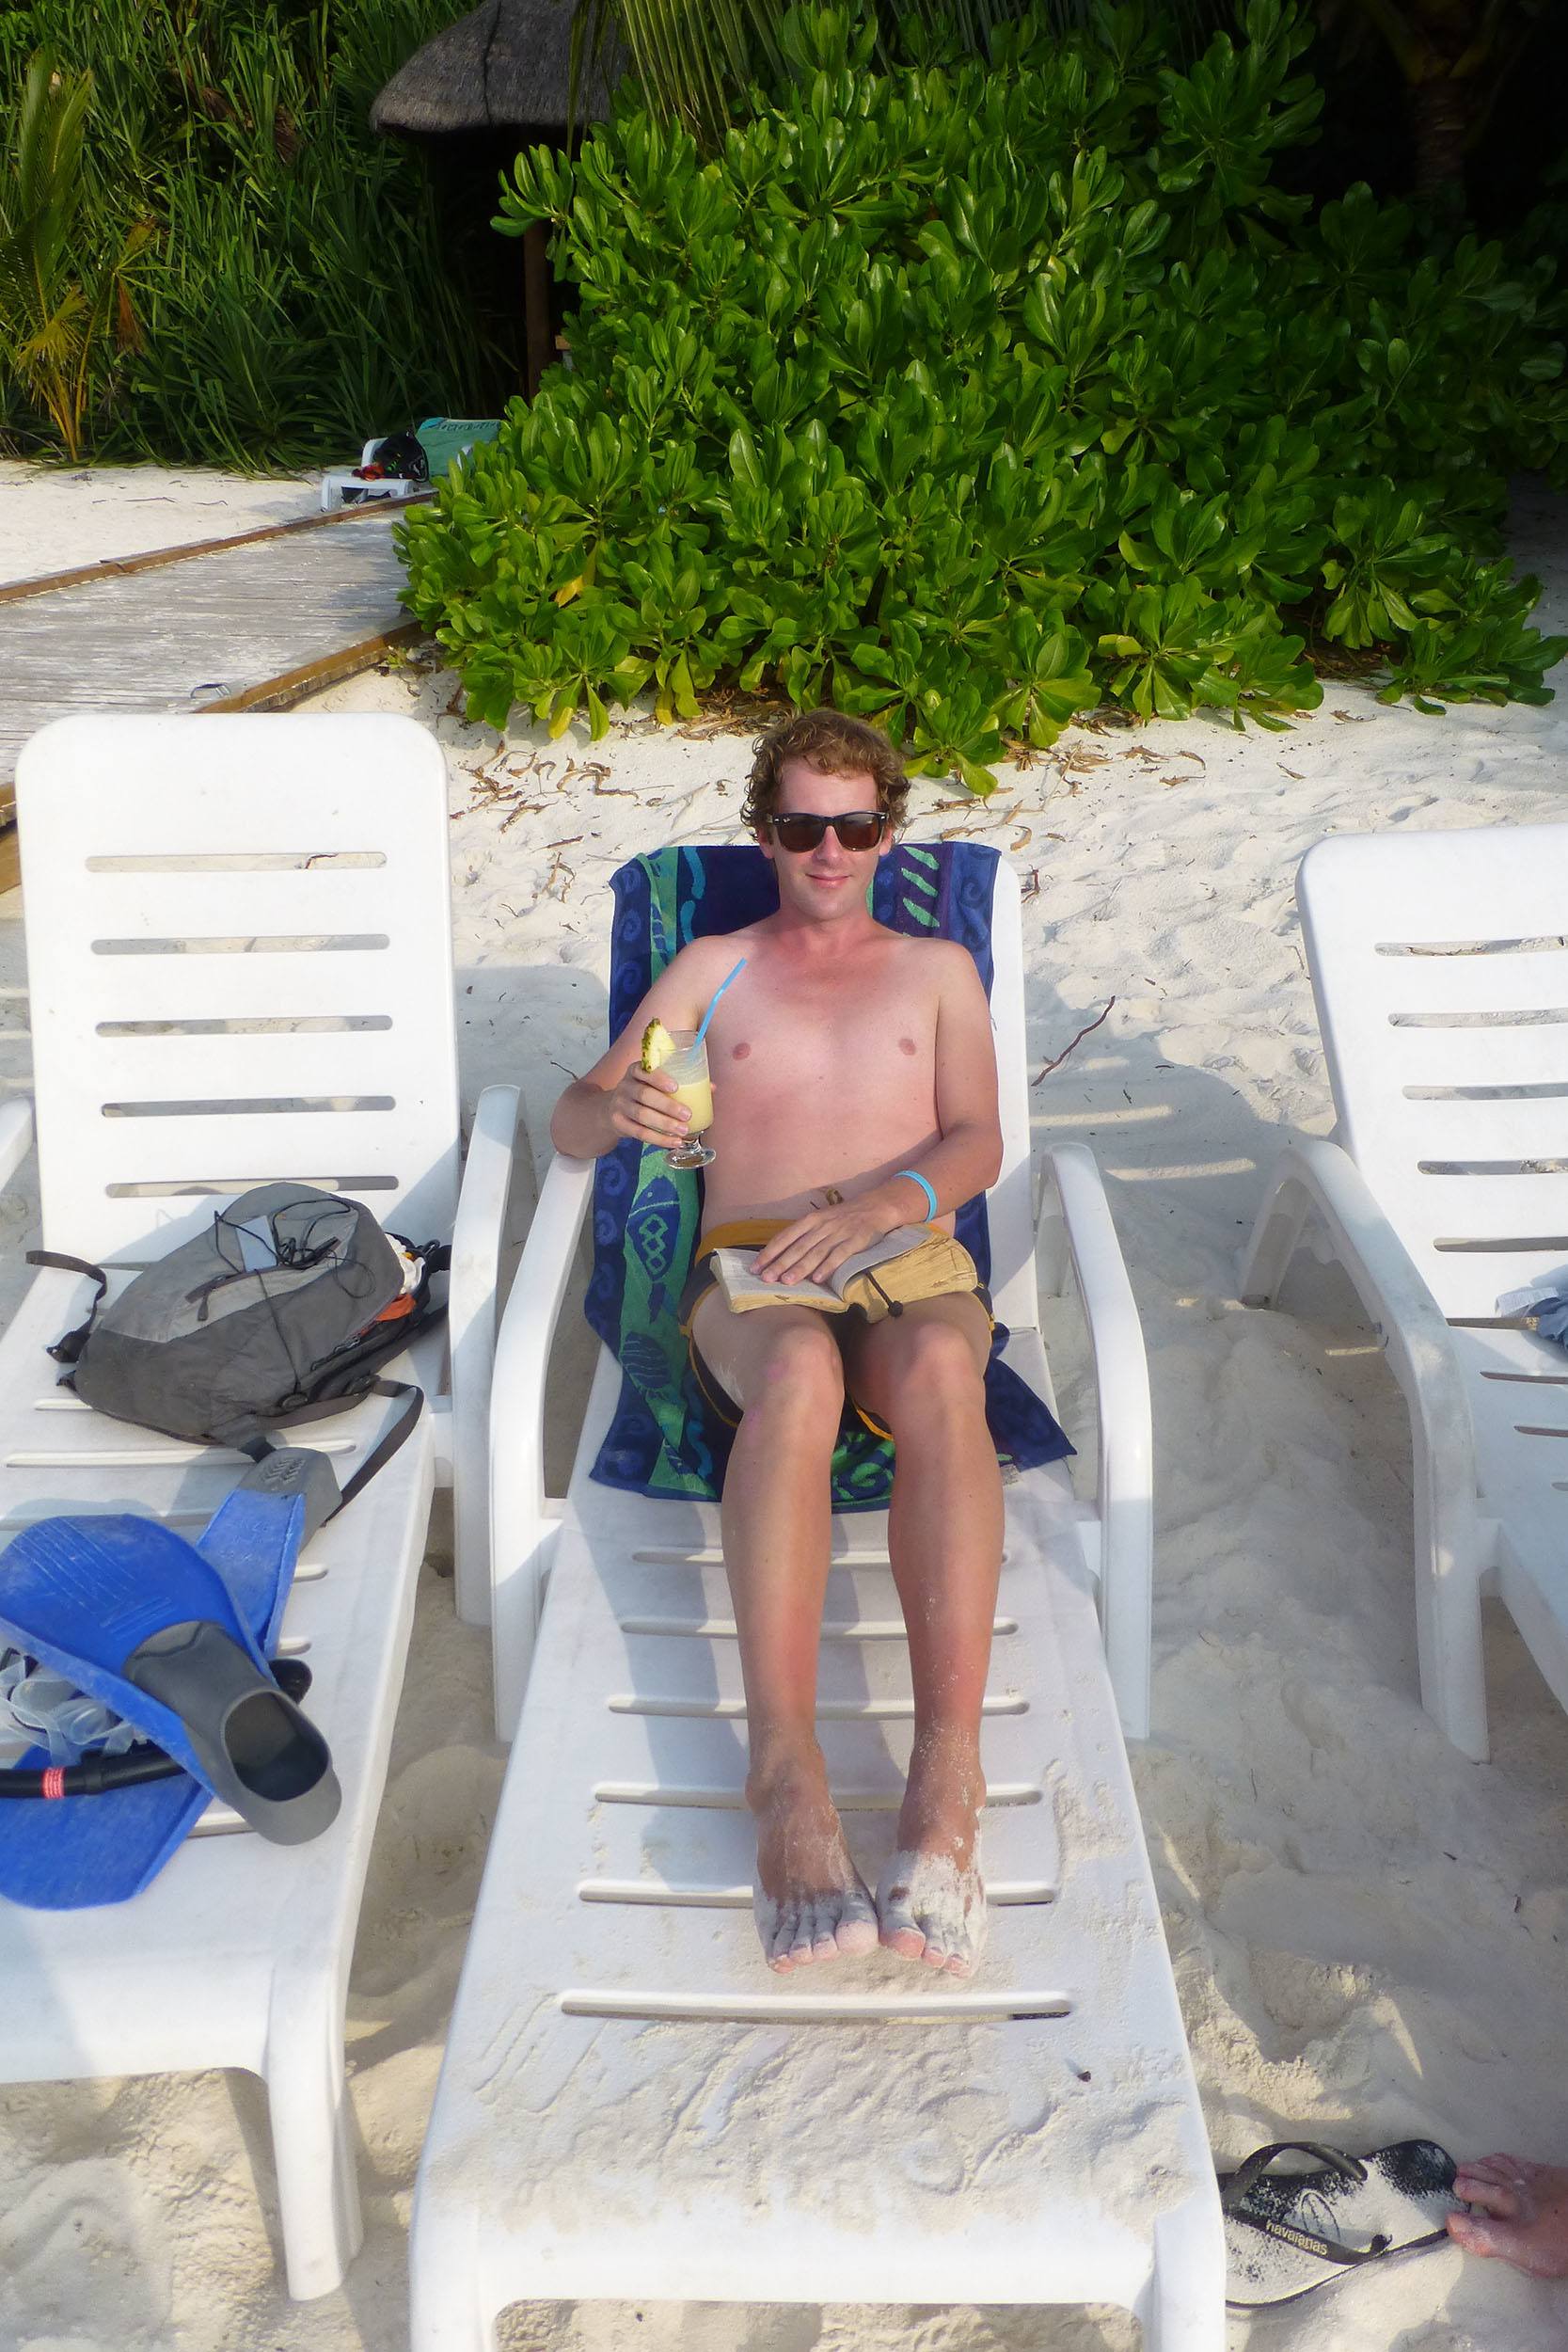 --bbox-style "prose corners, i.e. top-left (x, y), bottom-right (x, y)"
top-left (641, 1020), bottom-right (717, 1169)
top-left (672, 1074), bottom-right (714, 1133)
